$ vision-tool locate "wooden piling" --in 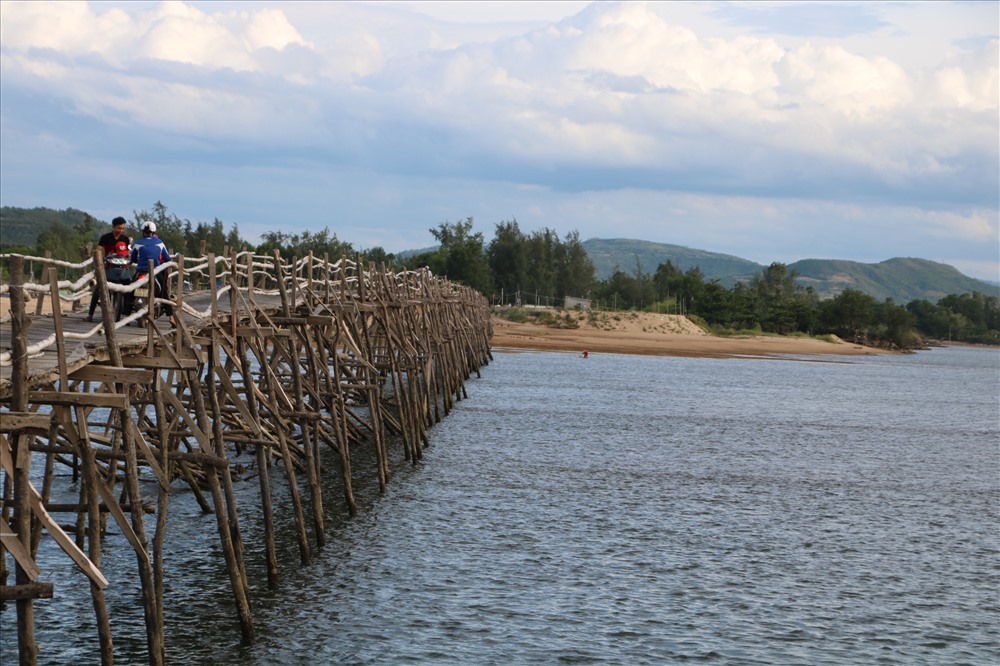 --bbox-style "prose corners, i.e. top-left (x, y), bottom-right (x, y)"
top-left (8, 255), bottom-right (39, 665)
top-left (0, 247), bottom-right (493, 664)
